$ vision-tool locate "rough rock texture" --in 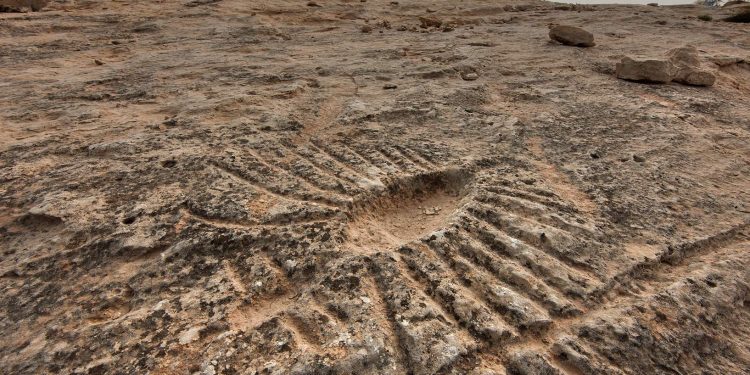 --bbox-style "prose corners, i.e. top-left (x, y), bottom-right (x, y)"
top-left (1, 1), bottom-right (750, 375)
top-left (615, 57), bottom-right (674, 83)
top-left (548, 25), bottom-right (595, 47)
